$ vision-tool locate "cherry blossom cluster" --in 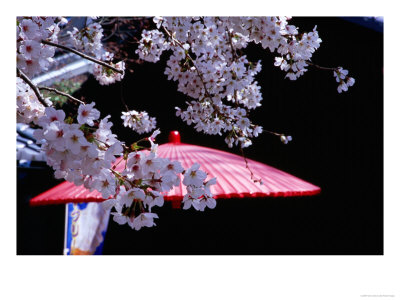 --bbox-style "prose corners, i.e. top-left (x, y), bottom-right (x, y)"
top-left (66, 20), bottom-right (126, 85)
top-left (30, 102), bottom-right (216, 230)
top-left (137, 17), bottom-right (267, 148)
top-left (16, 78), bottom-right (46, 124)
top-left (101, 142), bottom-right (217, 230)
top-left (121, 109), bottom-right (157, 134)
top-left (182, 163), bottom-right (217, 211)
top-left (67, 20), bottom-right (104, 57)
top-left (33, 103), bottom-right (118, 187)
top-left (280, 135), bottom-right (293, 144)
top-left (272, 25), bottom-right (321, 80)
top-left (17, 17), bottom-right (61, 77)
top-left (135, 29), bottom-right (169, 63)
top-left (93, 52), bottom-right (125, 85)
top-left (334, 67), bottom-right (355, 93)
top-left (136, 17), bottom-right (355, 148)
top-left (16, 17), bottom-right (217, 231)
